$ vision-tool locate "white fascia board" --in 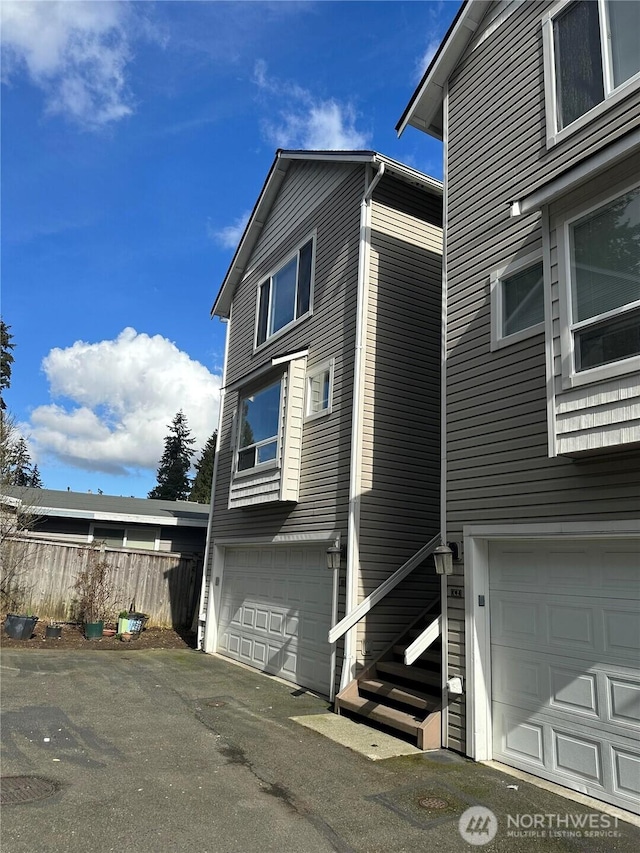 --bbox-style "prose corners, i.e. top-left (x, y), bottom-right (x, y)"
top-left (26, 506), bottom-right (208, 527)
top-left (511, 128), bottom-right (640, 216)
top-left (397, 1), bottom-right (490, 138)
